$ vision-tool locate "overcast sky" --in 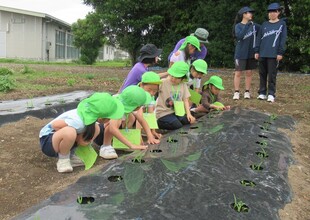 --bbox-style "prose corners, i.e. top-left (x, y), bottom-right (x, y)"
top-left (0, 0), bottom-right (93, 24)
